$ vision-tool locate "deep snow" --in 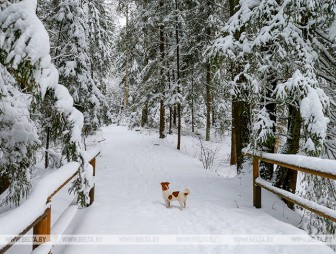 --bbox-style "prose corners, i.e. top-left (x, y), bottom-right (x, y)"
top-left (47, 126), bottom-right (333, 254)
top-left (3, 125), bottom-right (335, 254)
